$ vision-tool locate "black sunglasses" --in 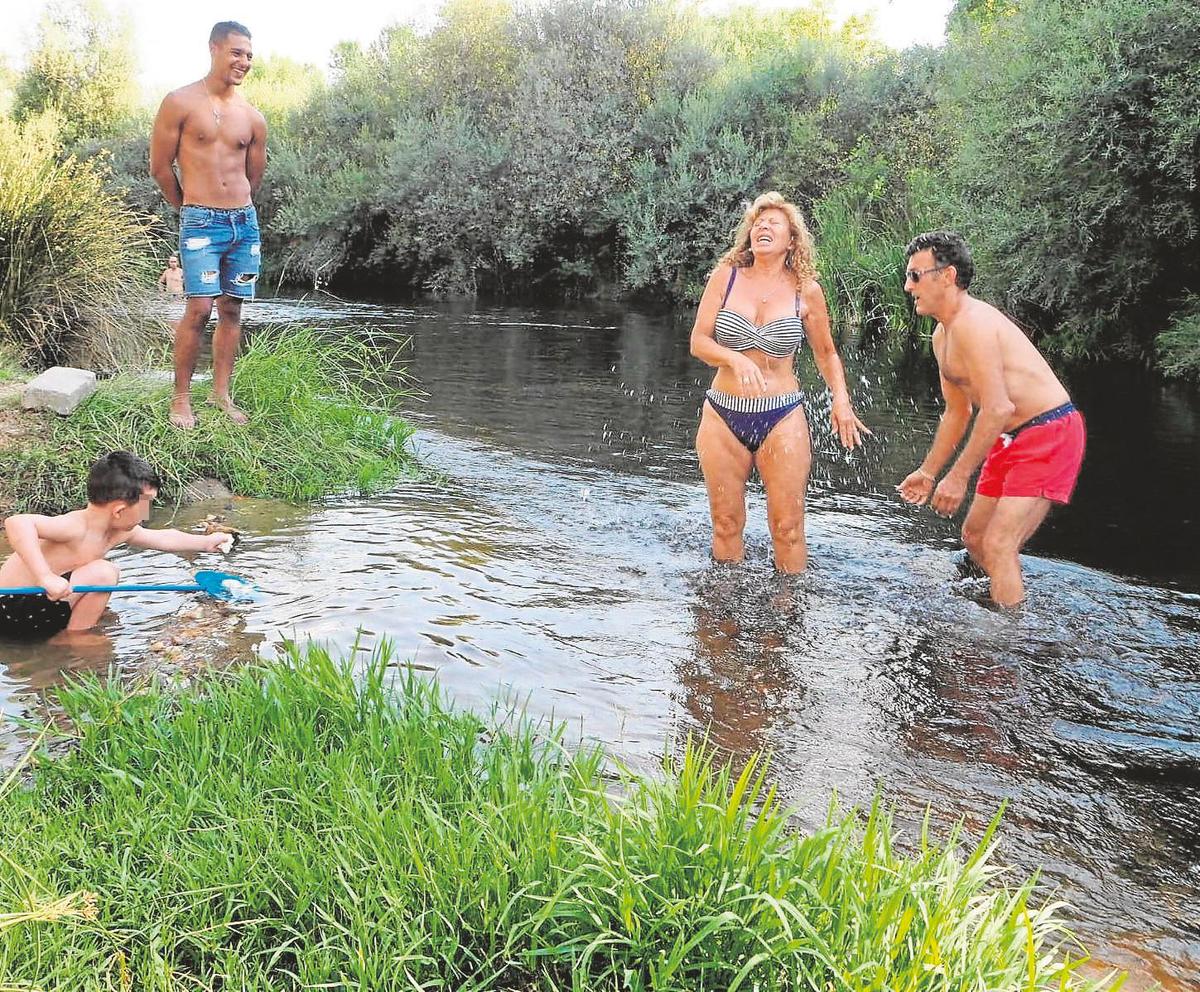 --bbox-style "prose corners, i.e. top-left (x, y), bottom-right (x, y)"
top-left (903, 264), bottom-right (949, 284)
